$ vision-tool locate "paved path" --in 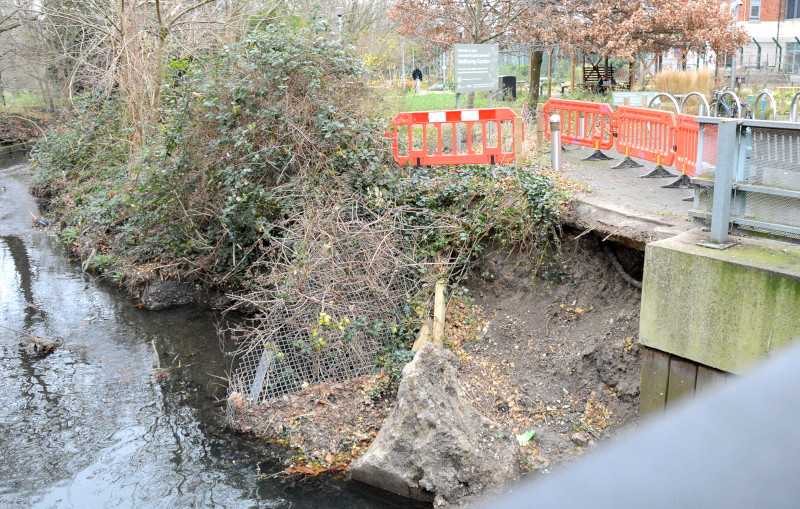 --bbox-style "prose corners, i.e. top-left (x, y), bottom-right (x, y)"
top-left (556, 145), bottom-right (697, 247)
